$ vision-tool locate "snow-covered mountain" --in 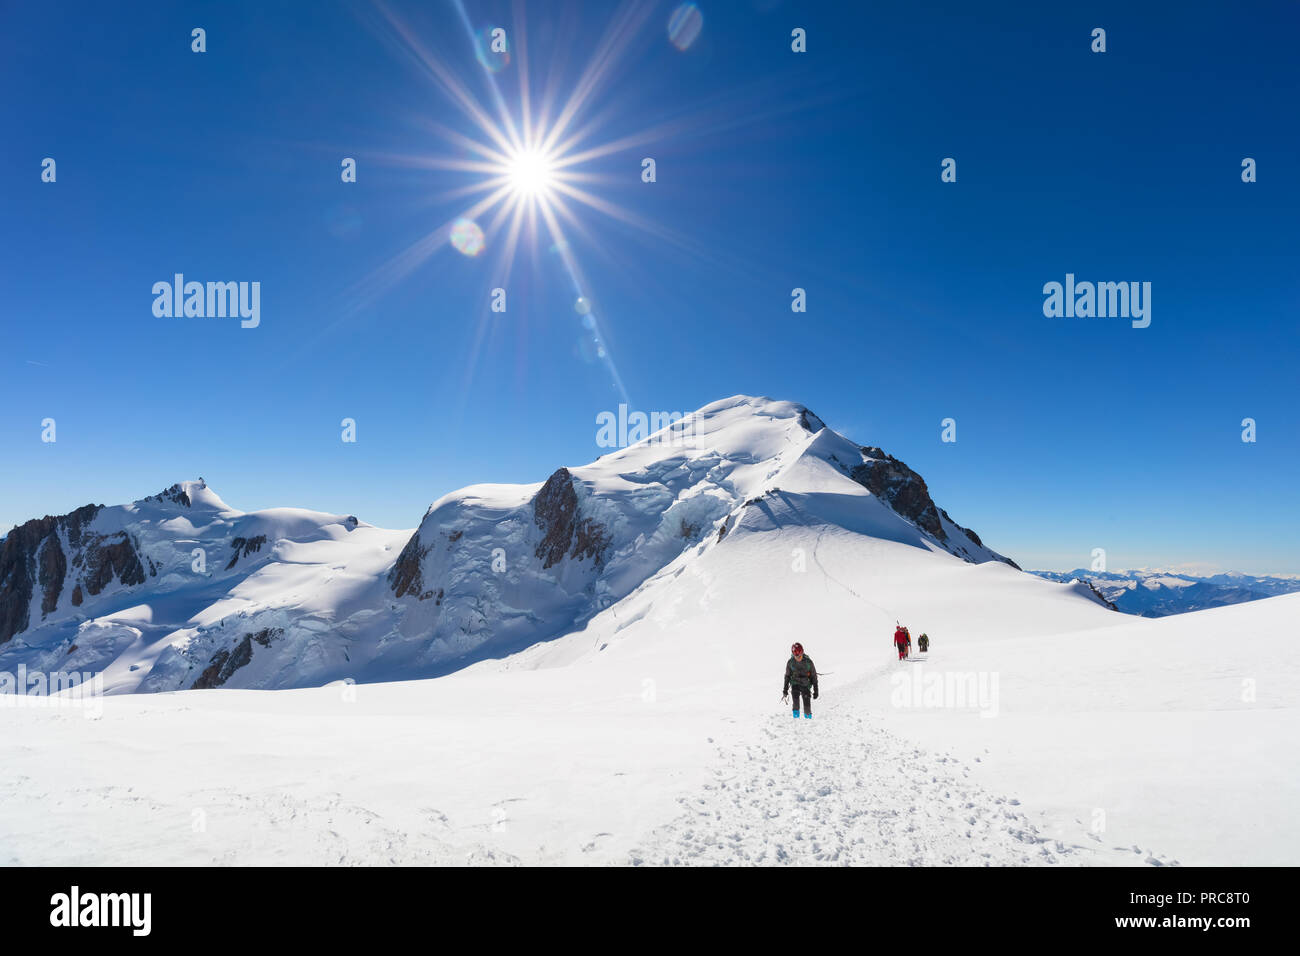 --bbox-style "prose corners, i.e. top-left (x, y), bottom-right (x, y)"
top-left (0, 479), bottom-right (408, 694)
top-left (3, 395), bottom-right (1295, 866)
top-left (385, 396), bottom-right (1035, 673)
top-left (1031, 567), bottom-right (1300, 616)
top-left (0, 396), bottom-right (1103, 695)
